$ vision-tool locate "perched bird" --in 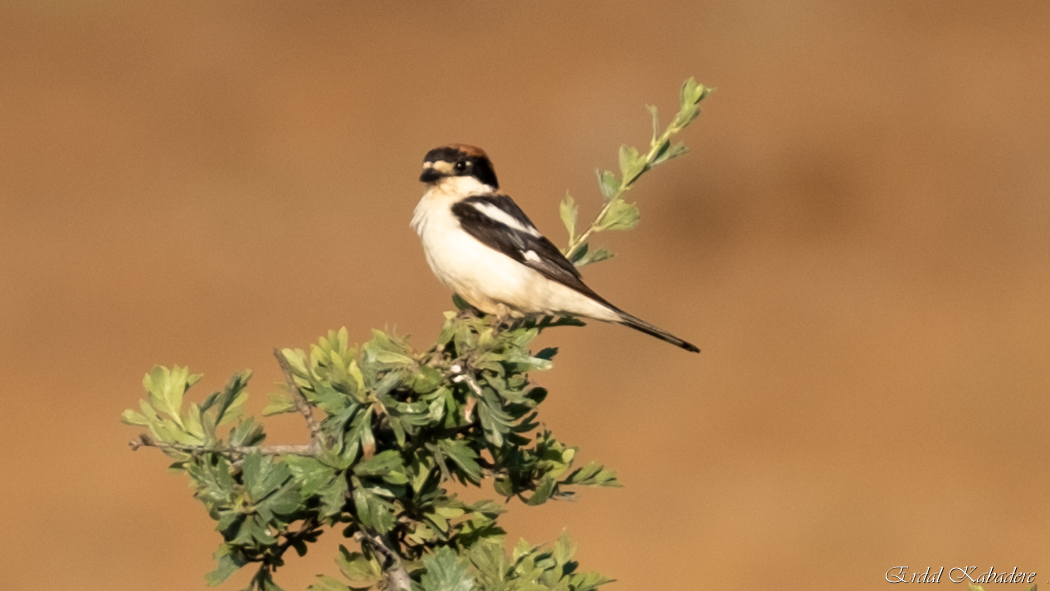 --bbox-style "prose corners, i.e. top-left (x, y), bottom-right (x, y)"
top-left (412, 144), bottom-right (699, 353)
